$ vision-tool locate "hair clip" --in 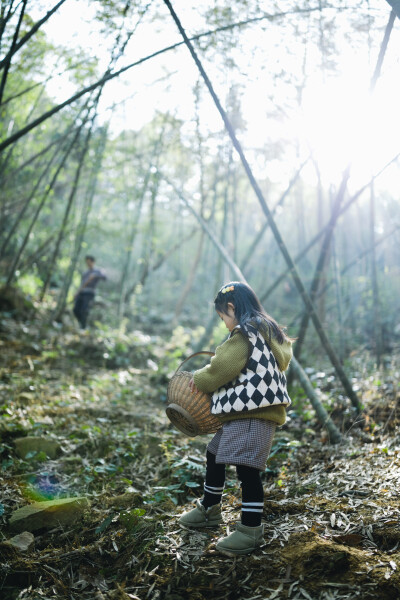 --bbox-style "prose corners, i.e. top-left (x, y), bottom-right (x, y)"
top-left (221, 285), bottom-right (234, 294)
